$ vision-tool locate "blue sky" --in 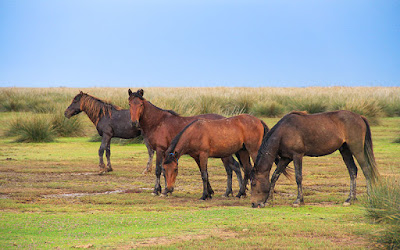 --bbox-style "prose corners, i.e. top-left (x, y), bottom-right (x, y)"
top-left (0, 0), bottom-right (399, 88)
